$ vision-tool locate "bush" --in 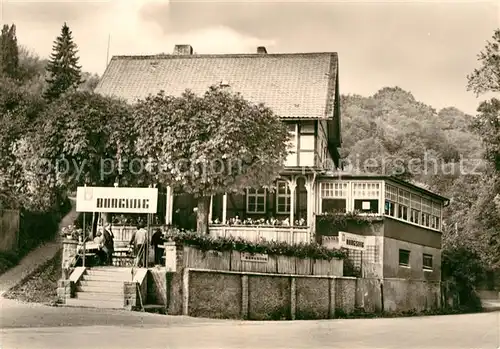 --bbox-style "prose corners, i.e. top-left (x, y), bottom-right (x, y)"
top-left (0, 251), bottom-right (21, 274)
top-left (442, 246), bottom-right (486, 312)
top-left (164, 228), bottom-right (347, 261)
